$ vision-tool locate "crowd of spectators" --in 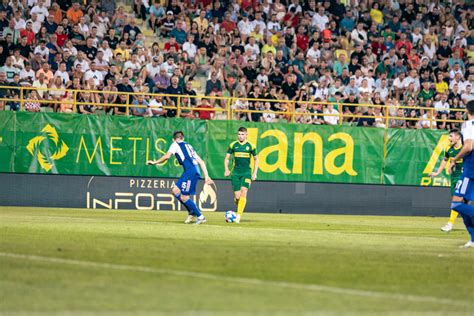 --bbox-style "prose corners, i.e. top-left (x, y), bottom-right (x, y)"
top-left (0, 0), bottom-right (473, 129)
